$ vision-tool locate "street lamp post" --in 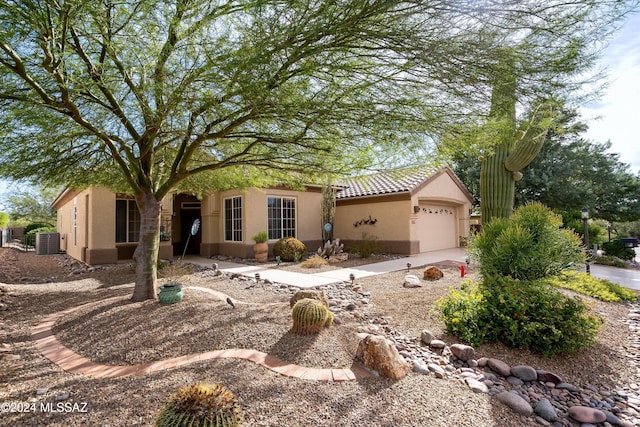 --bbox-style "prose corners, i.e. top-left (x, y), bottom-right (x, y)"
top-left (581, 207), bottom-right (590, 275)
